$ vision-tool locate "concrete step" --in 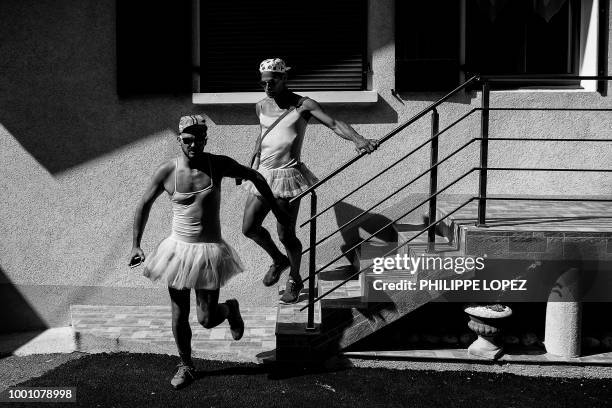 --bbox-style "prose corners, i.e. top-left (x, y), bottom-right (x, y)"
top-left (311, 228), bottom-right (476, 354)
top-left (274, 272), bottom-right (322, 362)
top-left (319, 279), bottom-right (364, 309)
top-left (395, 221), bottom-right (450, 257)
top-left (275, 277), bottom-right (321, 333)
